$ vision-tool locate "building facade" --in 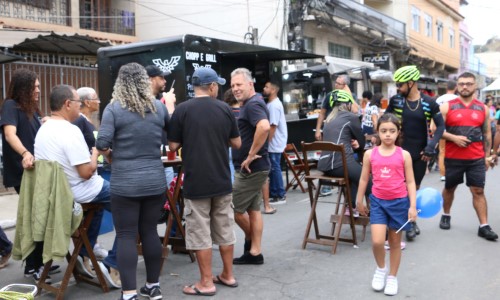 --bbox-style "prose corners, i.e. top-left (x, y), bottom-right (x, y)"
top-left (0, 0), bottom-right (138, 116)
